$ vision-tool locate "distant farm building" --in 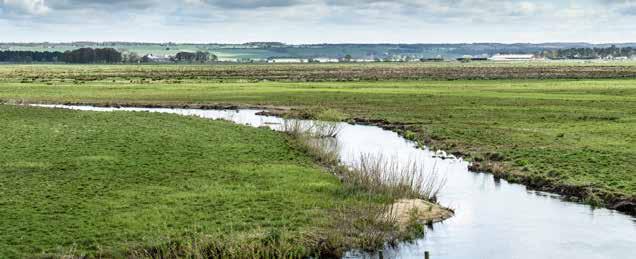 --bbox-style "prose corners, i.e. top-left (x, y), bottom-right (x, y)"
top-left (141, 54), bottom-right (171, 63)
top-left (604, 56), bottom-right (630, 61)
top-left (489, 54), bottom-right (535, 61)
top-left (267, 58), bottom-right (307, 63)
top-left (352, 59), bottom-right (376, 62)
top-left (314, 58), bottom-right (340, 63)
